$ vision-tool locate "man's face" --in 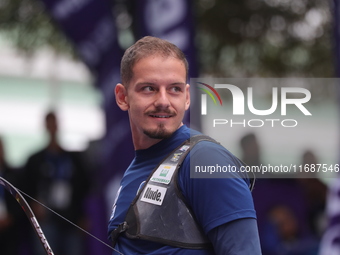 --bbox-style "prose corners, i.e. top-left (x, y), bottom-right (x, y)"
top-left (116, 55), bottom-right (190, 147)
top-left (45, 114), bottom-right (58, 136)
